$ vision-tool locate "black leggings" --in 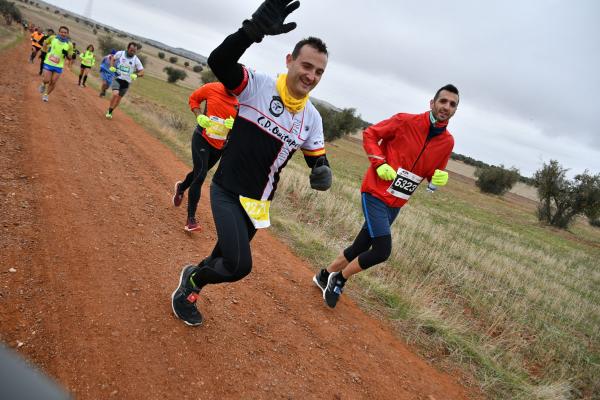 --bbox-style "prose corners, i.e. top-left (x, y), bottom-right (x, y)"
top-left (192, 182), bottom-right (257, 287)
top-left (179, 128), bottom-right (222, 219)
top-left (38, 52), bottom-right (46, 75)
top-left (343, 228), bottom-right (392, 269)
